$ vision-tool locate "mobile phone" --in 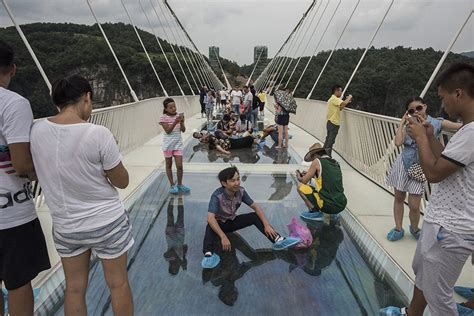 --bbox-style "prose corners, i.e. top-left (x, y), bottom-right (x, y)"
top-left (178, 112), bottom-right (184, 118)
